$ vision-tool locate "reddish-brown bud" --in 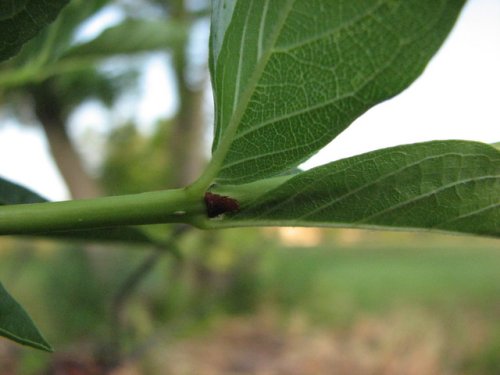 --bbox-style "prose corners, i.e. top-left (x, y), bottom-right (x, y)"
top-left (204, 192), bottom-right (240, 218)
